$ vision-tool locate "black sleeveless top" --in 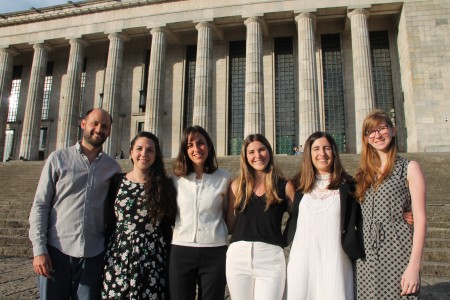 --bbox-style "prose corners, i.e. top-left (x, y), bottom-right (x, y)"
top-left (230, 179), bottom-right (288, 248)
